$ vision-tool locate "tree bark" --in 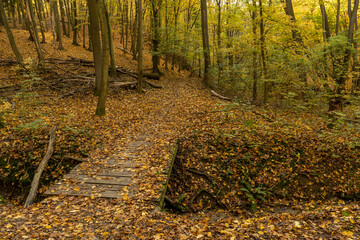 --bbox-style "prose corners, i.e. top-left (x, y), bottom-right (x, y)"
top-left (87, 0), bottom-right (102, 96)
top-left (201, 0), bottom-right (211, 87)
top-left (26, 0), bottom-right (46, 70)
top-left (53, 0), bottom-right (65, 50)
top-left (137, 0), bottom-right (143, 93)
top-left (95, 0), bottom-right (110, 116)
top-left (72, 0), bottom-right (79, 45)
top-left (319, 0), bottom-right (331, 42)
